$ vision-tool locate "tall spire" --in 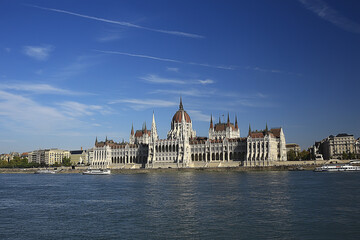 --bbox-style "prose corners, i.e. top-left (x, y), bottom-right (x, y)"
top-left (210, 114), bottom-right (213, 129)
top-left (144, 121), bottom-right (147, 134)
top-left (265, 122), bottom-right (268, 132)
top-left (227, 113), bottom-right (230, 127)
top-left (151, 111), bottom-right (158, 141)
top-left (95, 136), bottom-right (98, 144)
top-left (105, 136), bottom-right (108, 142)
top-left (235, 115), bottom-right (238, 129)
top-left (248, 124), bottom-right (251, 136)
top-left (179, 96), bottom-right (183, 110)
top-left (131, 123), bottom-right (134, 135)
top-left (219, 116), bottom-right (221, 124)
